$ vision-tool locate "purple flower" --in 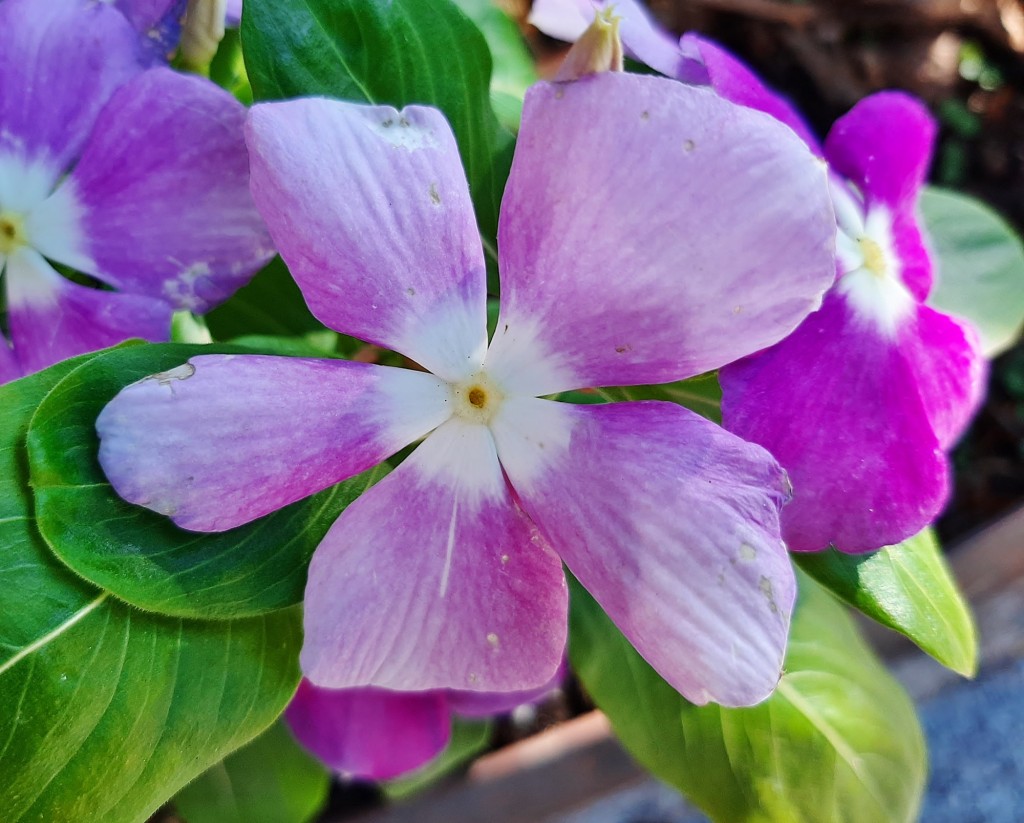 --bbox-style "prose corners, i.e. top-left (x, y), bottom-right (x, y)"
top-left (97, 71), bottom-right (835, 706)
top-left (720, 91), bottom-right (987, 553)
top-left (285, 667), bottom-right (563, 780)
top-left (0, 0), bottom-right (273, 383)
